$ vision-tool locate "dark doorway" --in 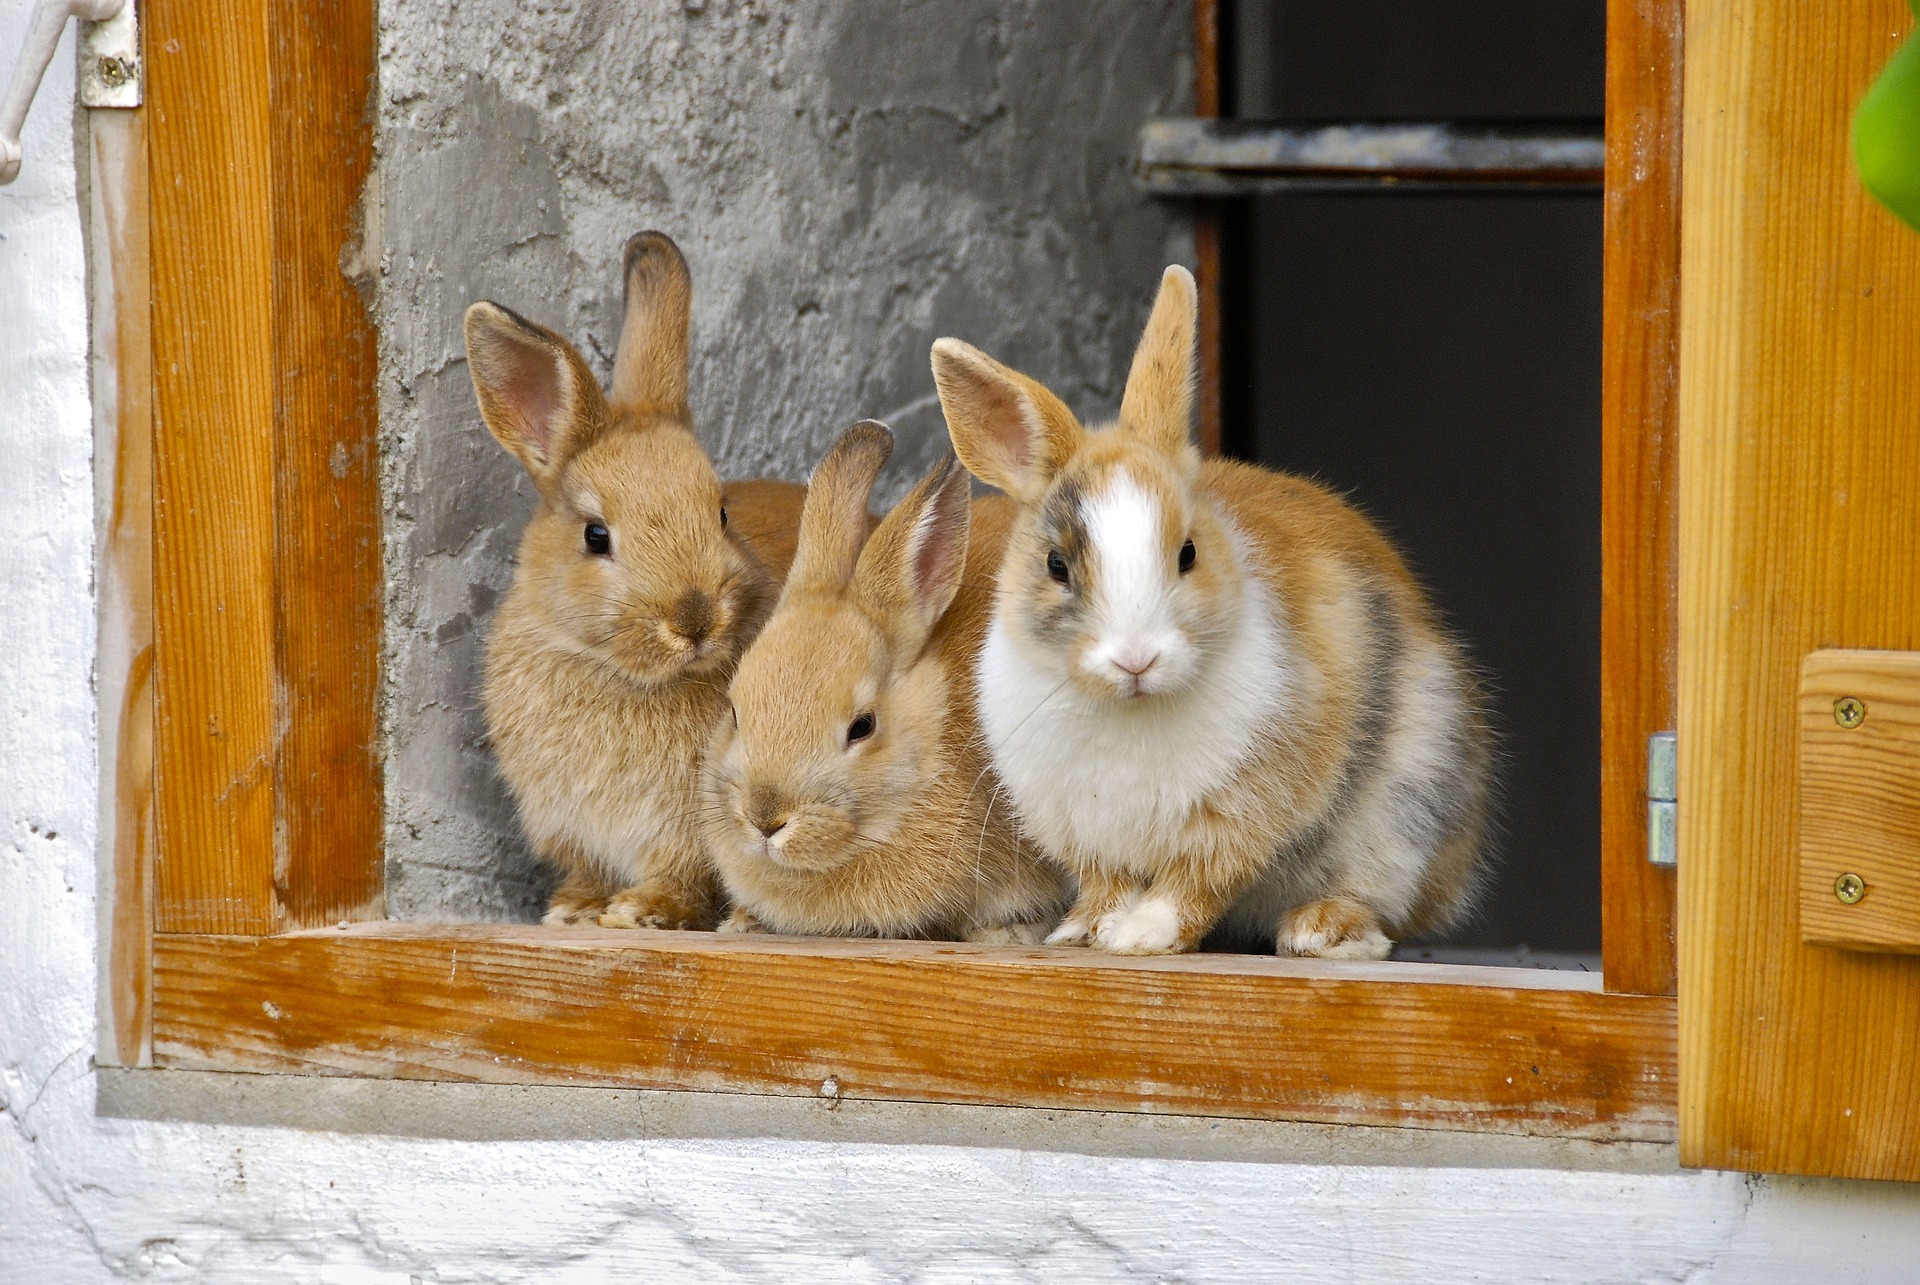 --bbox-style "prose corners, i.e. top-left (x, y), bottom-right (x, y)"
top-left (1223, 2), bottom-right (1607, 956)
